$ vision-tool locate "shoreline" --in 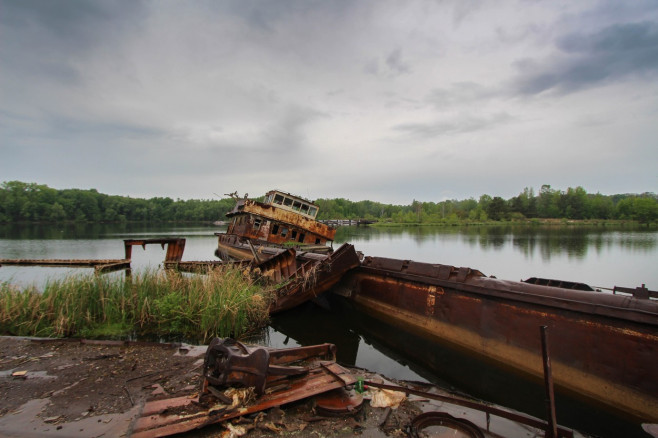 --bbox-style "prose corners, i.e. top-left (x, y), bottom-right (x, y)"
top-left (0, 336), bottom-right (582, 438)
